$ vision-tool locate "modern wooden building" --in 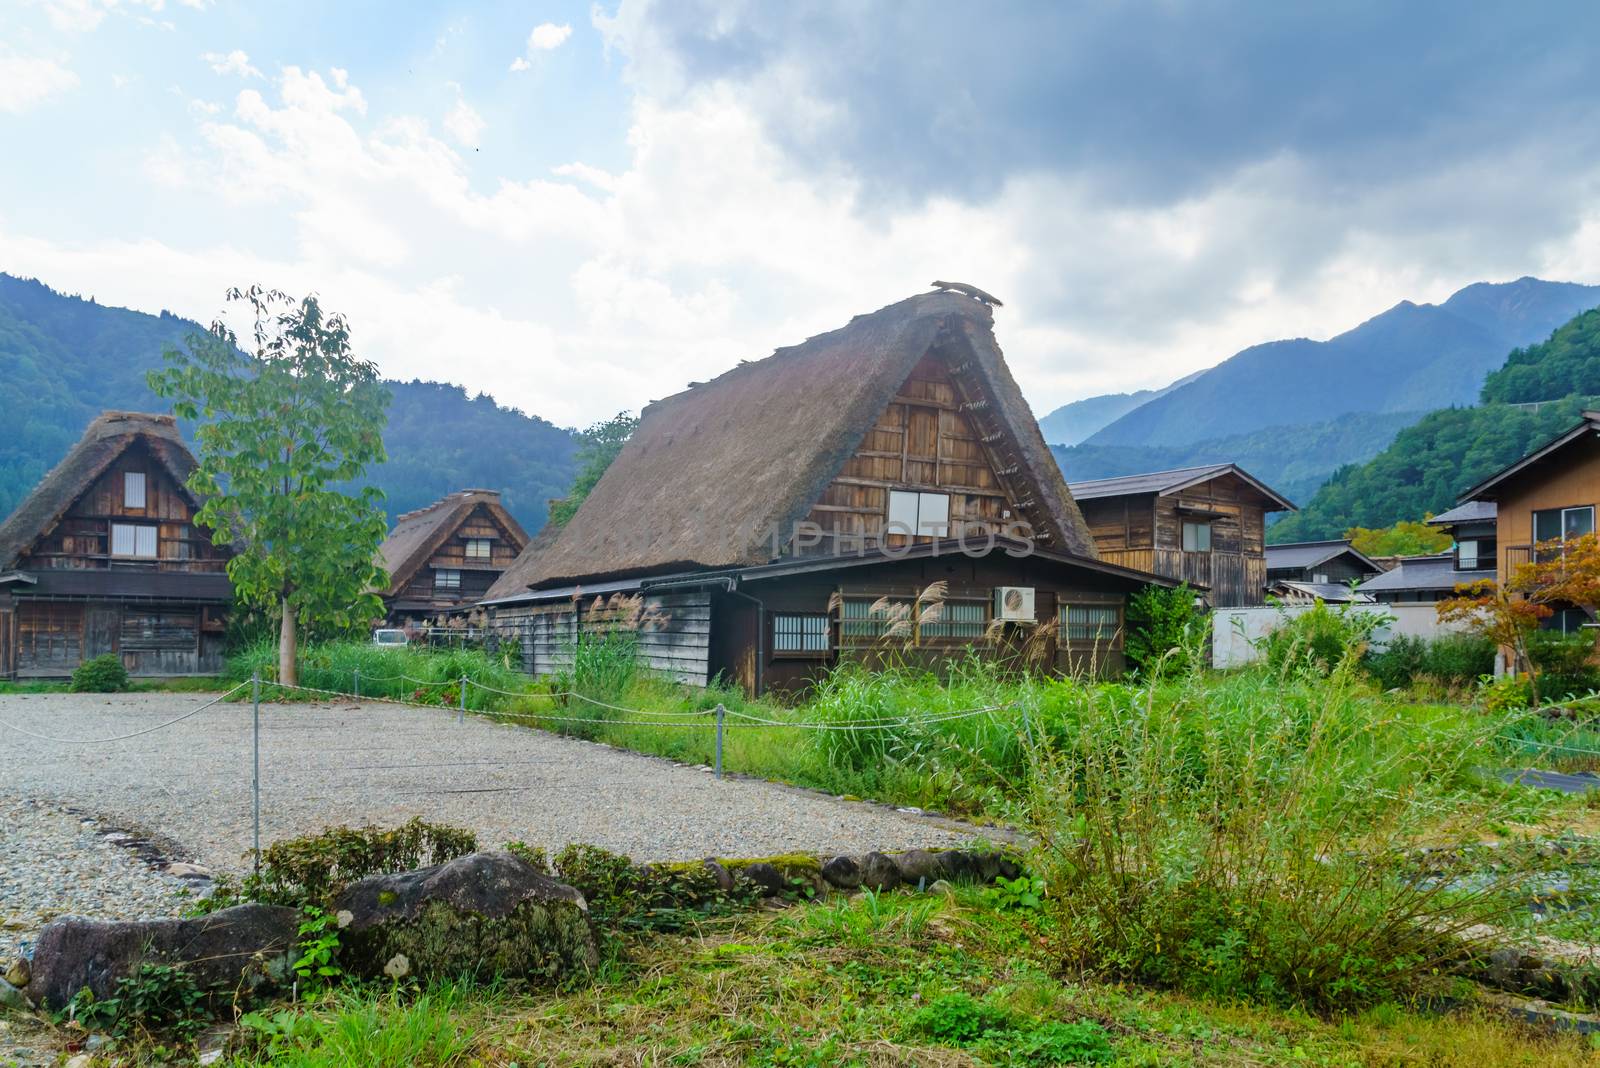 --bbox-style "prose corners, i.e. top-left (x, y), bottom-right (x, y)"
top-left (375, 489), bottom-right (529, 624)
top-left (0, 412), bottom-right (231, 679)
top-left (1066, 464), bottom-right (1296, 607)
top-left (481, 289), bottom-right (1177, 694)
top-left (1454, 410), bottom-right (1600, 632)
